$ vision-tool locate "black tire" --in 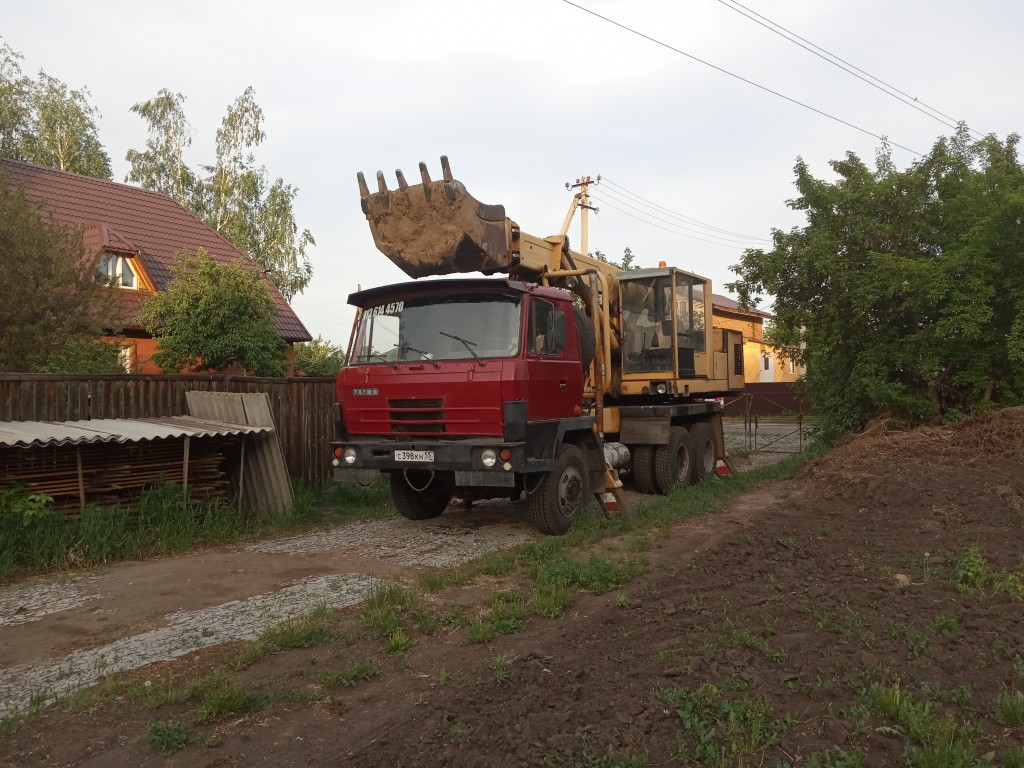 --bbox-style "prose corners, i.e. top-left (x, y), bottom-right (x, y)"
top-left (574, 305), bottom-right (596, 372)
top-left (690, 421), bottom-right (717, 481)
top-left (390, 471), bottom-right (452, 520)
top-left (654, 426), bottom-right (692, 494)
top-left (529, 444), bottom-right (587, 535)
top-left (631, 445), bottom-right (658, 494)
